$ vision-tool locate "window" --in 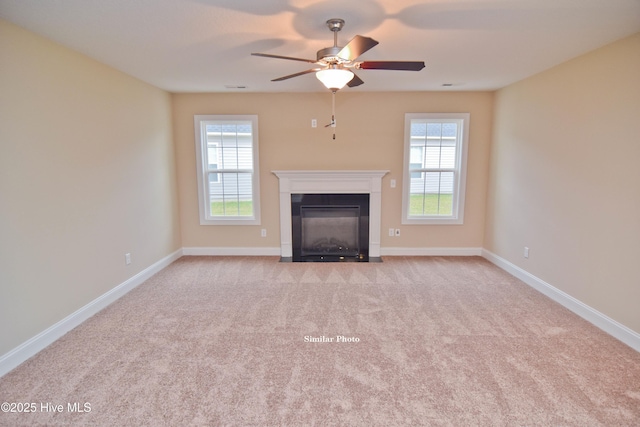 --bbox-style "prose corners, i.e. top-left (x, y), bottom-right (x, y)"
top-left (402, 113), bottom-right (469, 224)
top-left (194, 115), bottom-right (260, 225)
